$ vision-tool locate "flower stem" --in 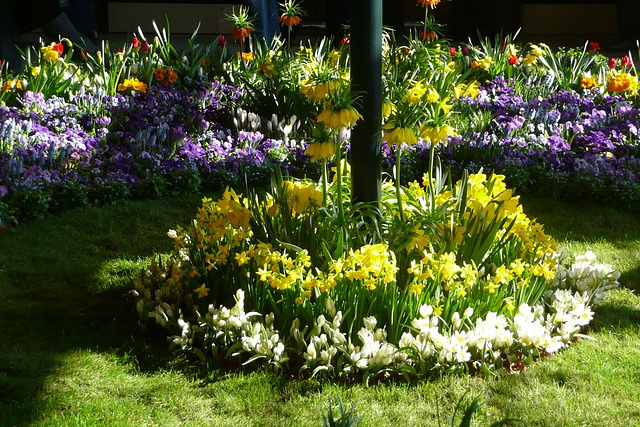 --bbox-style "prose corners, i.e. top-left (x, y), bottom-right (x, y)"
top-left (423, 7), bottom-right (428, 42)
top-left (321, 158), bottom-right (328, 206)
top-left (335, 135), bottom-right (344, 220)
top-left (395, 147), bottom-right (406, 223)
